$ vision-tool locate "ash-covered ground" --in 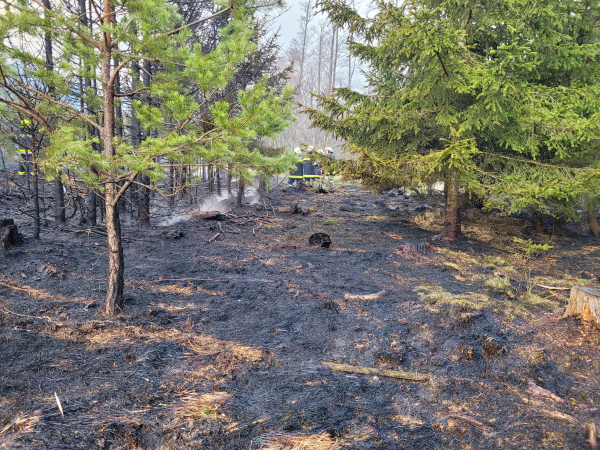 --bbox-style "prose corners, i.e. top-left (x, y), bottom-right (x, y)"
top-left (1, 183), bottom-right (599, 449)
